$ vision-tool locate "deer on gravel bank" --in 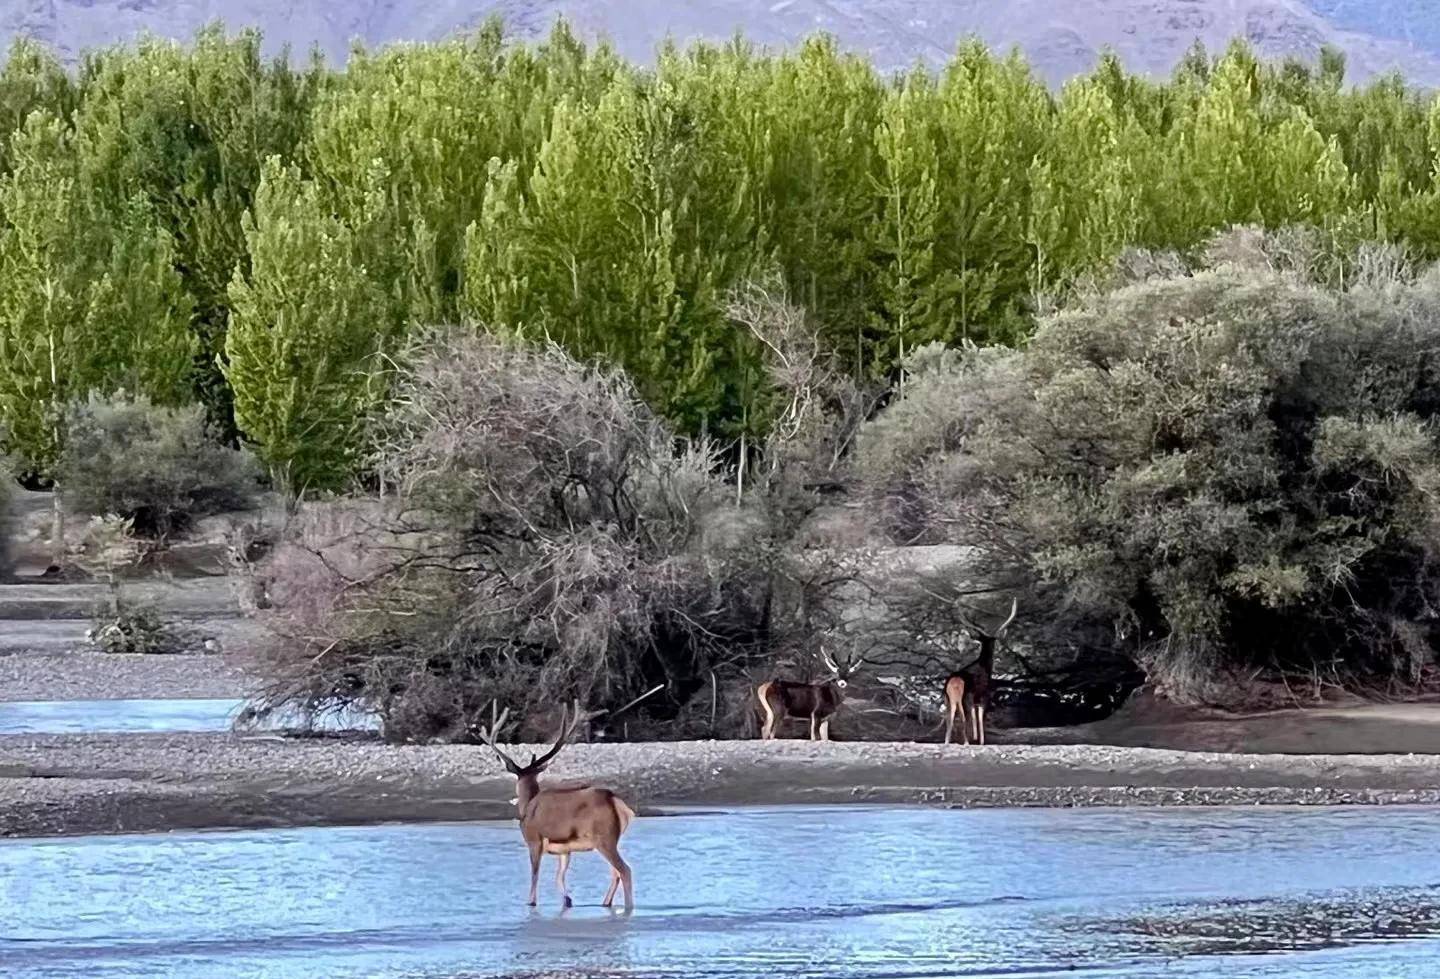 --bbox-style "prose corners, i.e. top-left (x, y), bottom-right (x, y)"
top-left (944, 598), bottom-right (1018, 746)
top-left (756, 647), bottom-right (863, 740)
top-left (479, 705), bottom-right (636, 910)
